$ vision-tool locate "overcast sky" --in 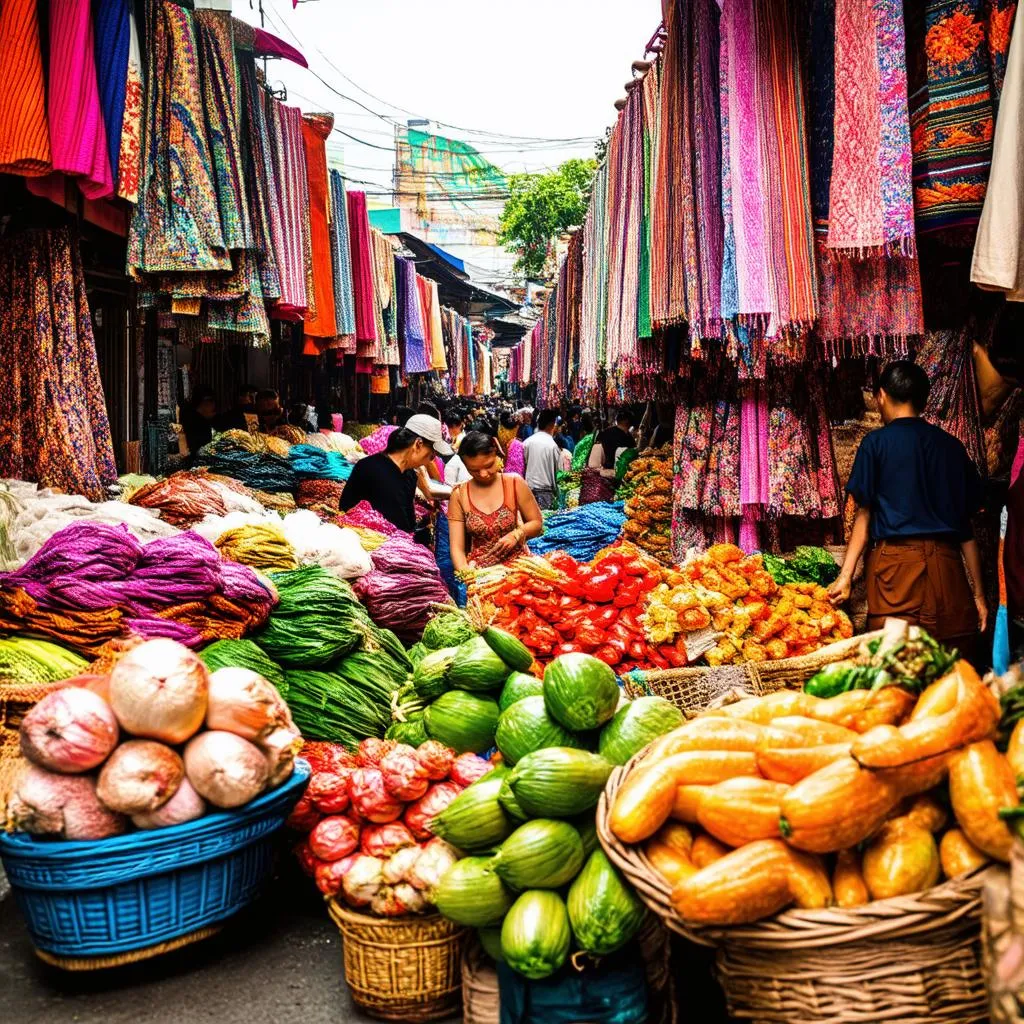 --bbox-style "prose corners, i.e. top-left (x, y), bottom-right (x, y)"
top-left (239, 0), bottom-right (663, 194)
